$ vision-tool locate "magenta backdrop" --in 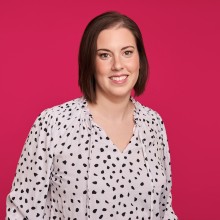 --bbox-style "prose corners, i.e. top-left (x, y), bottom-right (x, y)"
top-left (1, 0), bottom-right (220, 219)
